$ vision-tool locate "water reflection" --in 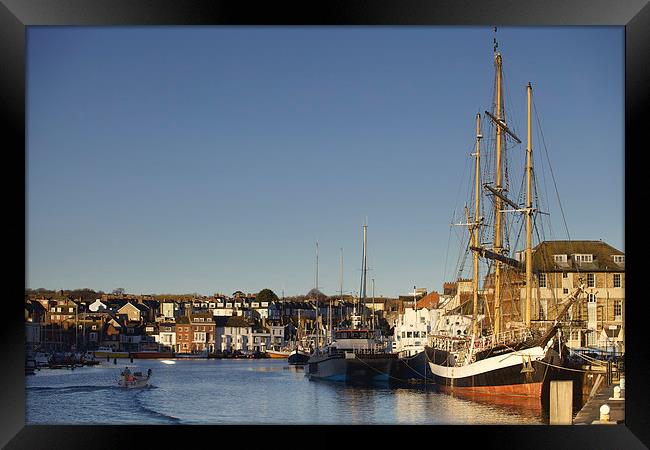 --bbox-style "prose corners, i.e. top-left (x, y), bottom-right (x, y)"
top-left (27, 359), bottom-right (546, 425)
